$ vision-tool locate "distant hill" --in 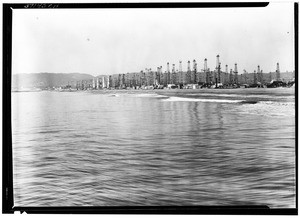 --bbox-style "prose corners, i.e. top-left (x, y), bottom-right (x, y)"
top-left (12, 73), bottom-right (95, 90)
